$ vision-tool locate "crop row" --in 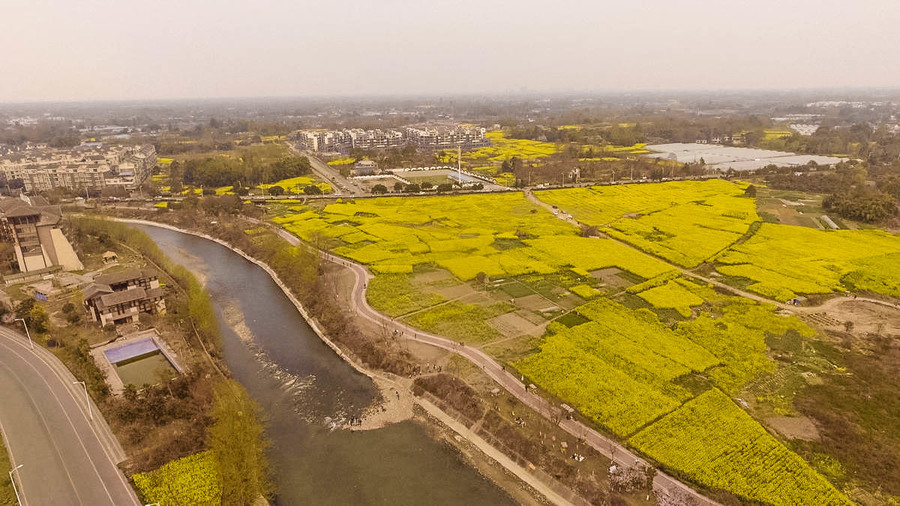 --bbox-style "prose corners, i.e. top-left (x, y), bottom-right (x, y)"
top-left (716, 223), bottom-right (900, 300)
top-left (630, 389), bottom-right (850, 506)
